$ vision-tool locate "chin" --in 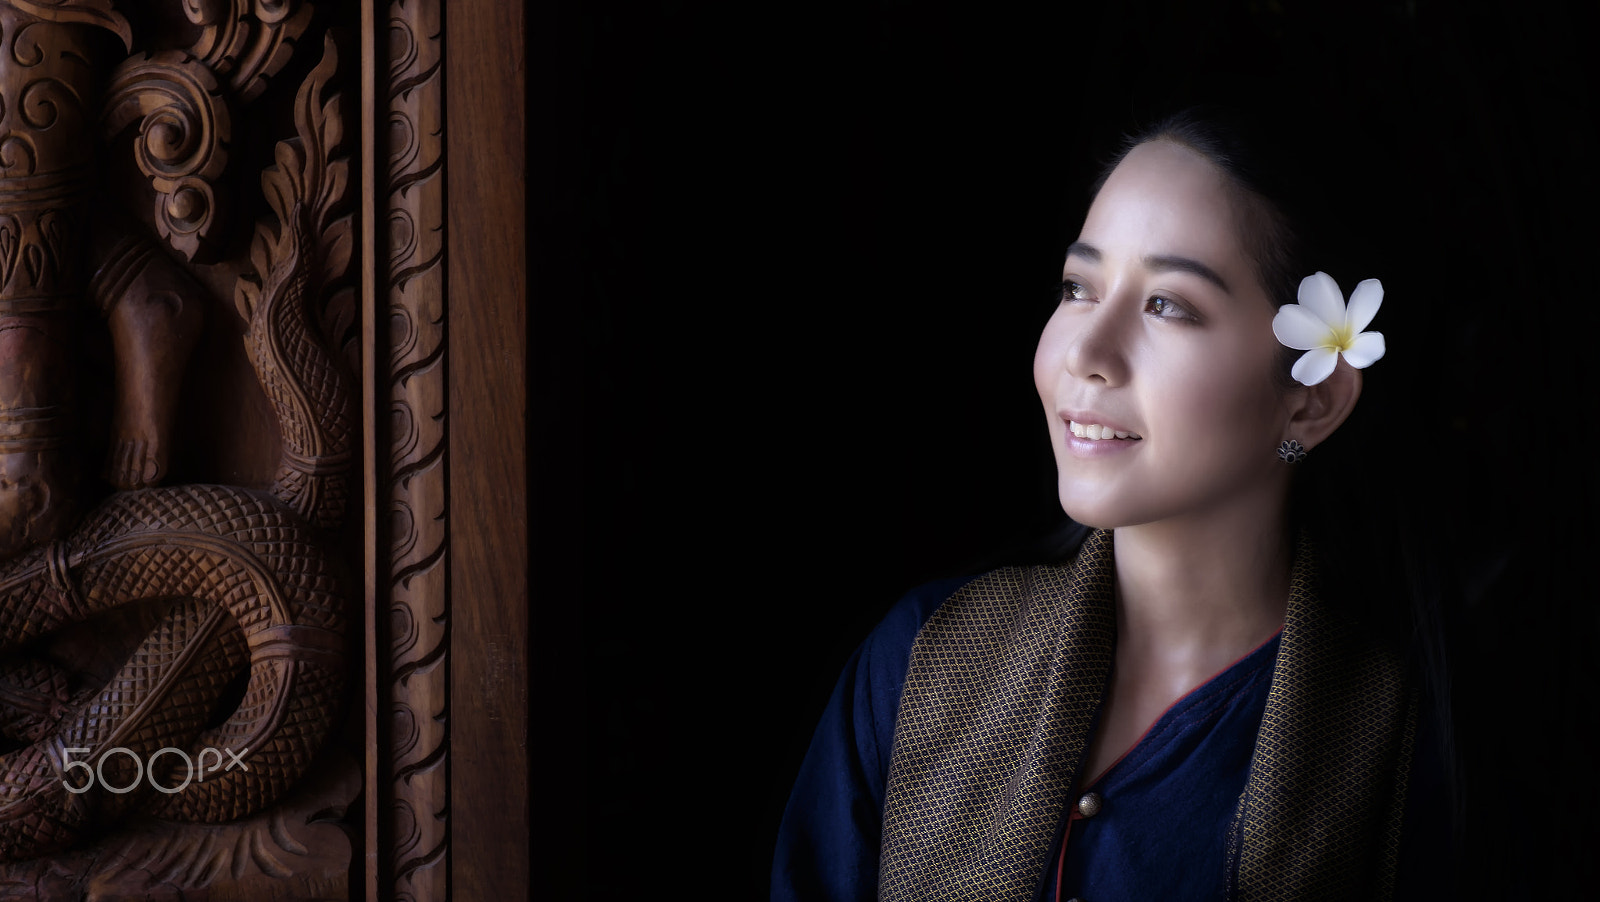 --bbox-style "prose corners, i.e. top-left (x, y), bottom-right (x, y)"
top-left (1056, 482), bottom-right (1125, 532)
